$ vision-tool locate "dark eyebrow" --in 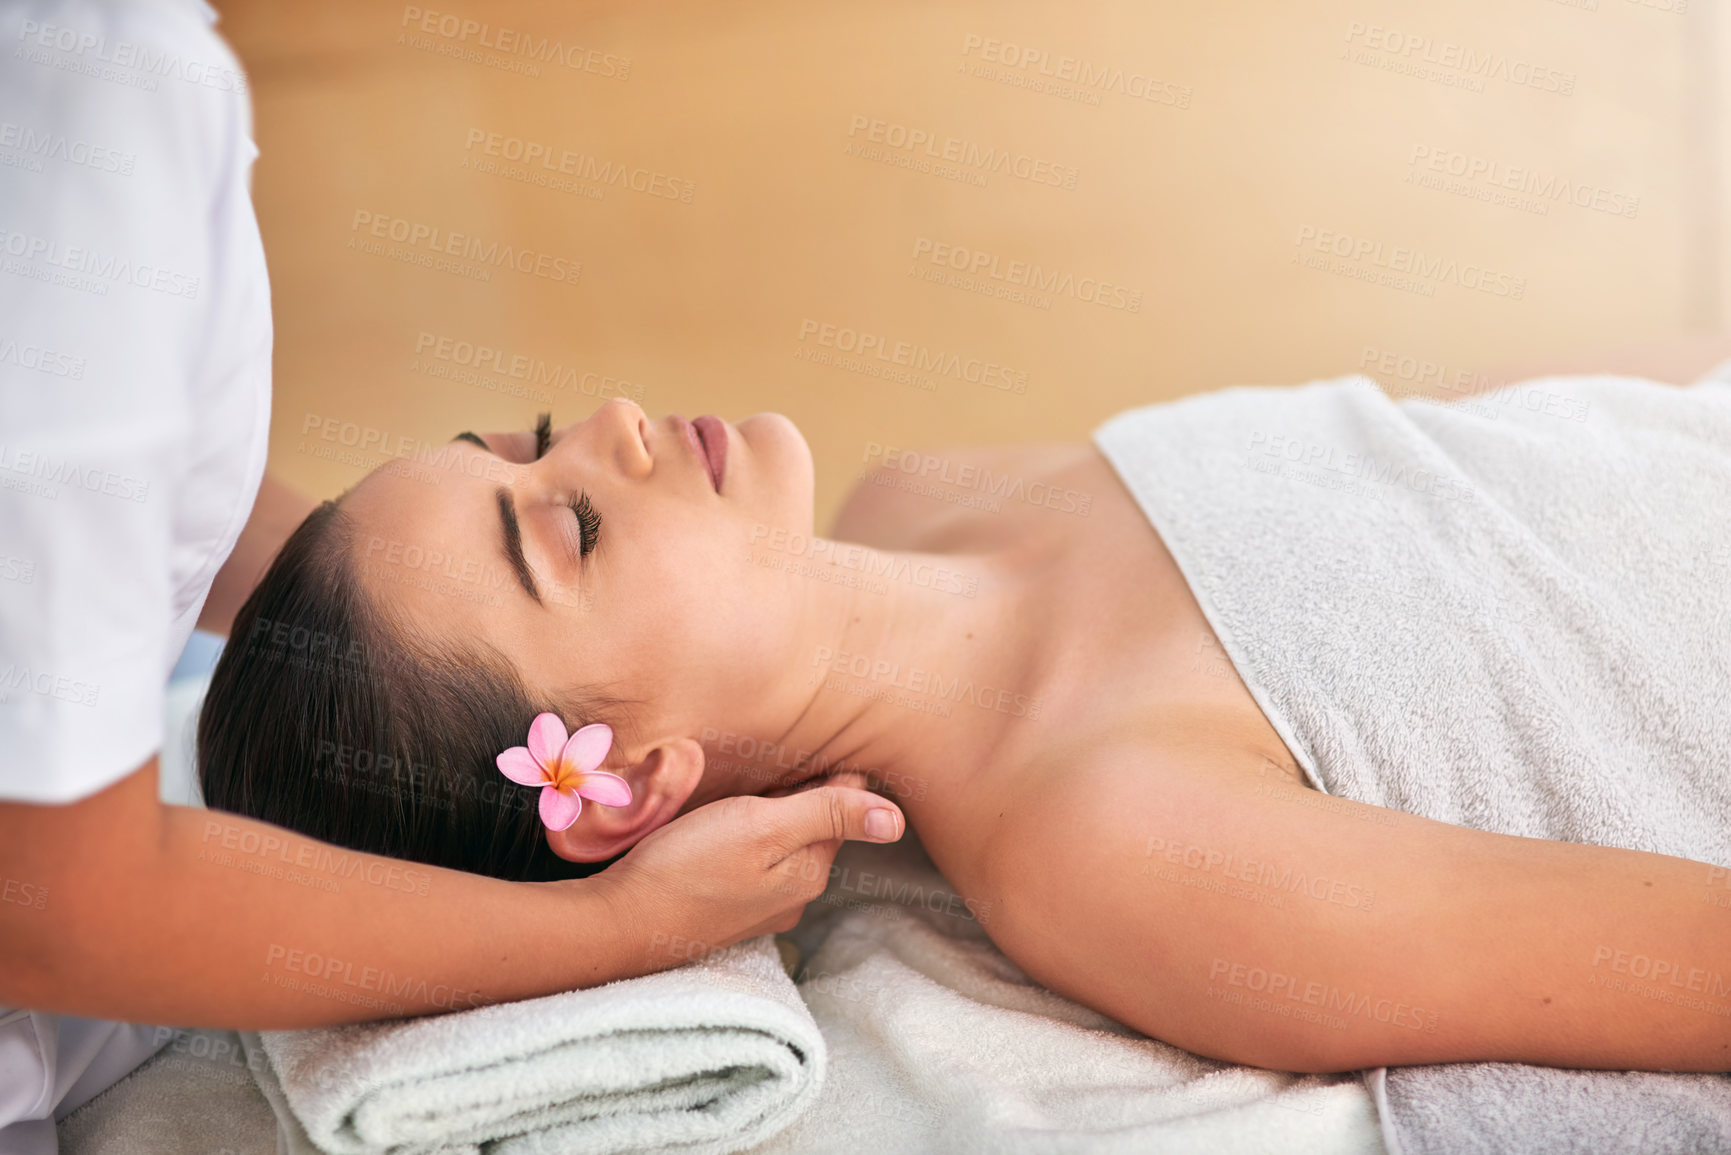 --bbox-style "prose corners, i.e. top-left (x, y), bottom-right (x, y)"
top-left (454, 431), bottom-right (489, 450)
top-left (495, 488), bottom-right (543, 605)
